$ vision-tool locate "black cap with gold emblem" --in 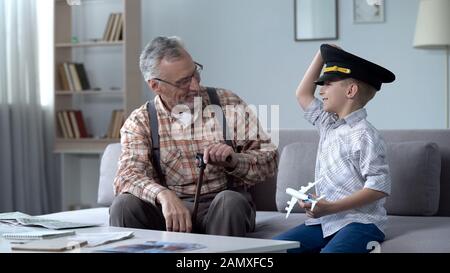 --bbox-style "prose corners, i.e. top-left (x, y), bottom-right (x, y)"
top-left (314, 44), bottom-right (395, 91)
